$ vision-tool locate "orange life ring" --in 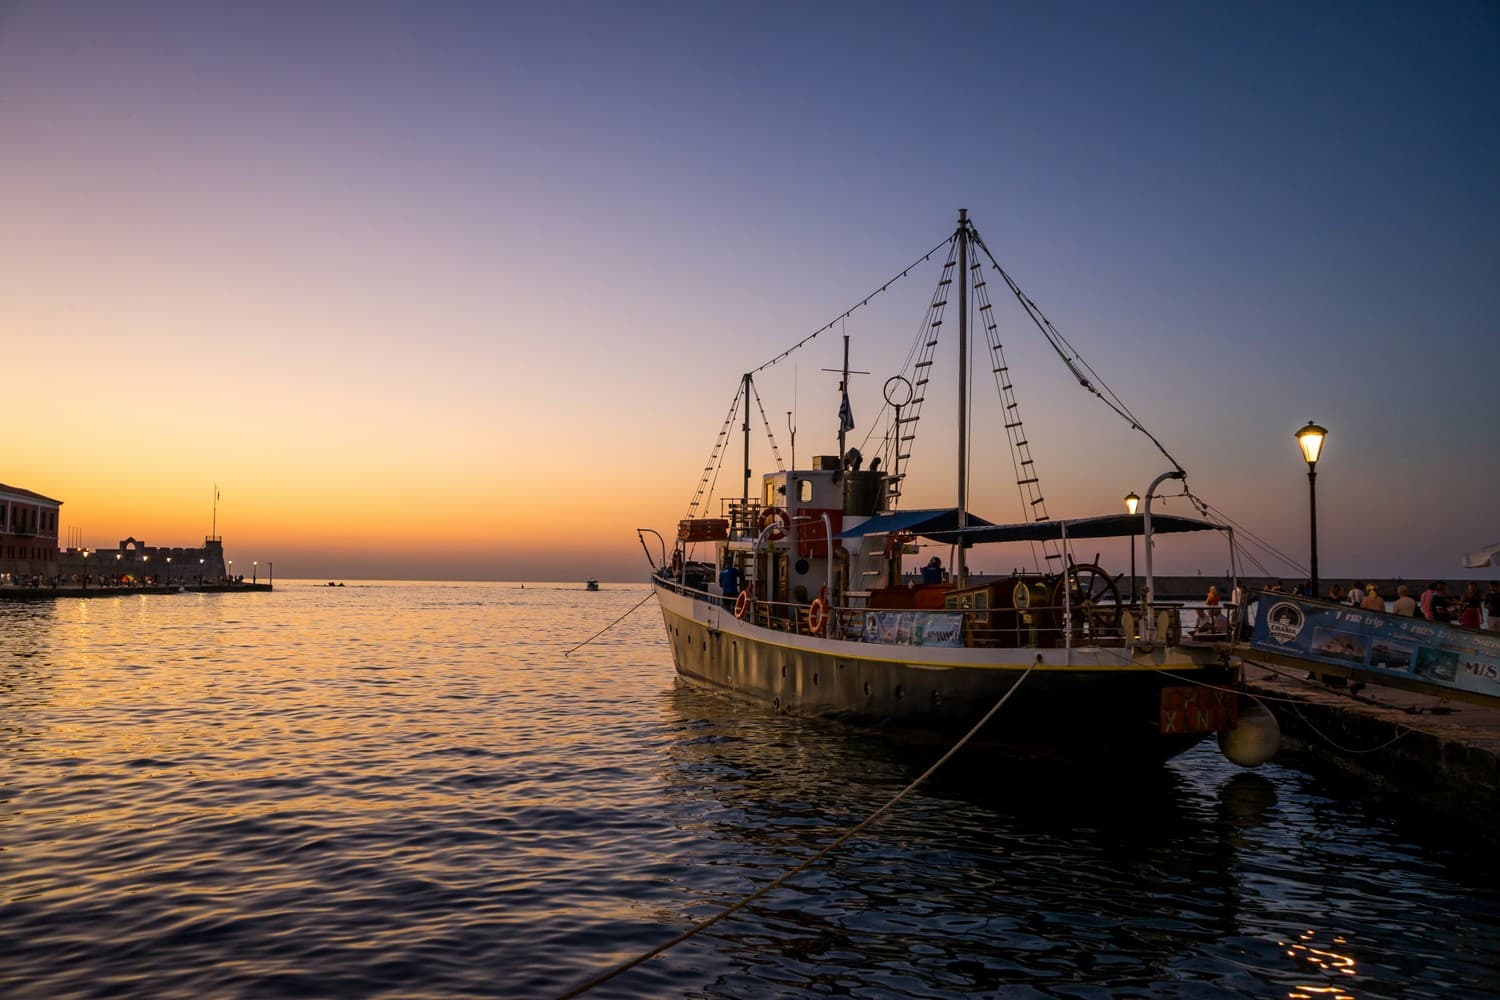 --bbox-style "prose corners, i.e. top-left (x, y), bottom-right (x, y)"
top-left (760, 506), bottom-right (790, 539)
top-left (734, 588), bottom-right (751, 619)
top-left (808, 586), bottom-right (831, 635)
